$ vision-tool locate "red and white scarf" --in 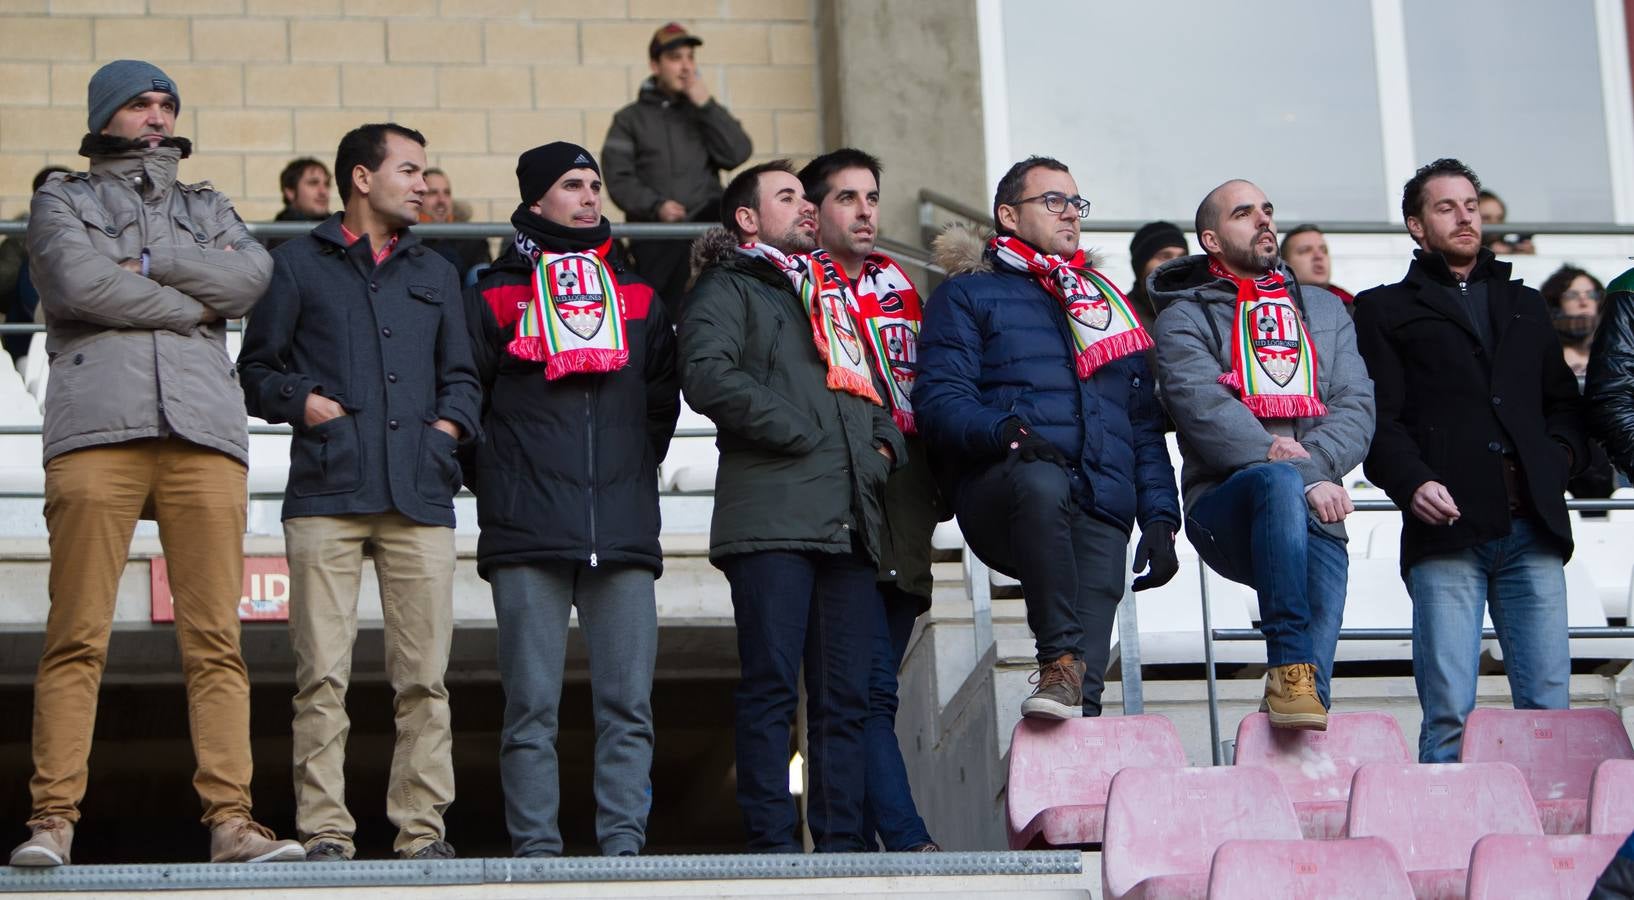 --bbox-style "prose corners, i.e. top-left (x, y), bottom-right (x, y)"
top-left (508, 238), bottom-right (629, 380)
top-left (738, 242), bottom-right (882, 405)
top-left (852, 253), bottom-right (920, 435)
top-left (988, 235), bottom-right (1152, 378)
top-left (1208, 257), bottom-right (1326, 419)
